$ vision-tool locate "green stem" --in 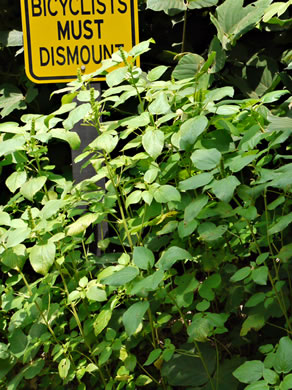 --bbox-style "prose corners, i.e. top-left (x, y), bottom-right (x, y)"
top-left (263, 188), bottom-right (274, 257)
top-left (219, 159), bottom-right (225, 179)
top-left (266, 321), bottom-right (292, 335)
top-left (56, 264), bottom-right (107, 386)
top-left (167, 292), bottom-right (215, 390)
top-left (136, 360), bottom-right (160, 385)
top-left (18, 268), bottom-right (77, 371)
top-left (103, 152), bottom-right (133, 250)
top-left (233, 196), bottom-right (261, 254)
top-left (147, 308), bottom-right (157, 349)
top-left (214, 338), bottom-right (220, 390)
top-left (182, 9), bottom-right (188, 53)
top-left (265, 263), bottom-right (292, 333)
